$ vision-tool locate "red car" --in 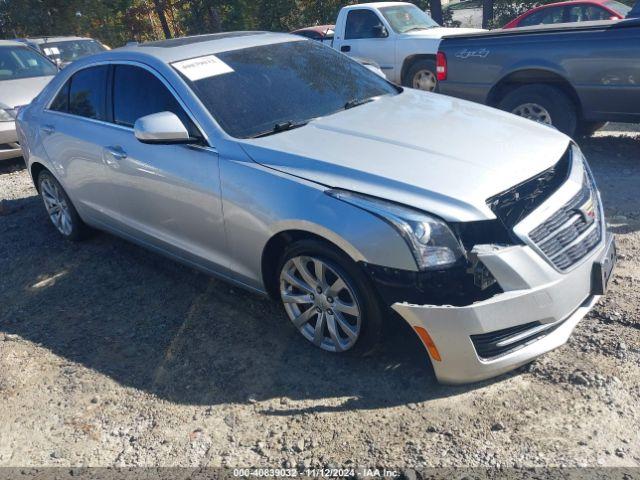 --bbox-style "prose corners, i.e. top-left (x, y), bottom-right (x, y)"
top-left (503, 0), bottom-right (631, 28)
top-left (290, 25), bottom-right (335, 41)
